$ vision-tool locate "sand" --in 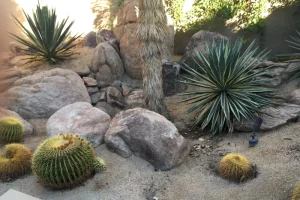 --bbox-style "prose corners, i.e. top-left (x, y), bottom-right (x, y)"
top-left (1, 121), bottom-right (300, 200)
